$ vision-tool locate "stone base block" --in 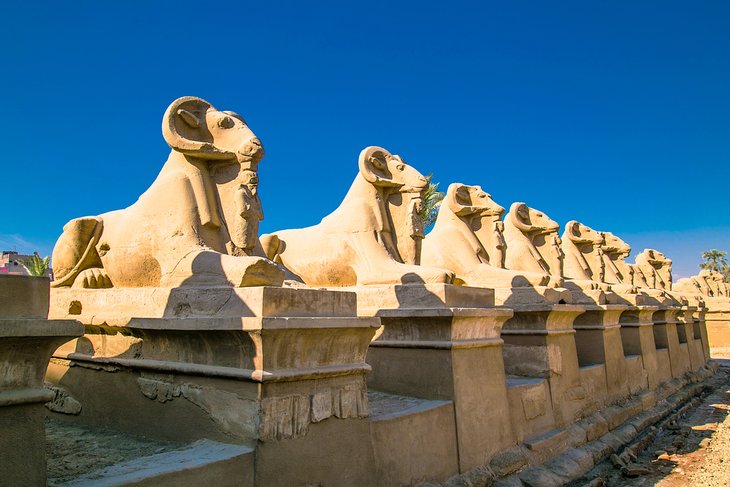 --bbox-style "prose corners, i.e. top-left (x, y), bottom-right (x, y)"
top-left (0, 403), bottom-right (47, 486)
top-left (369, 391), bottom-right (458, 486)
top-left (256, 417), bottom-right (377, 486)
top-left (50, 286), bottom-right (357, 323)
top-left (351, 283), bottom-right (494, 316)
top-left (506, 376), bottom-right (556, 444)
top-left (493, 286), bottom-right (572, 307)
